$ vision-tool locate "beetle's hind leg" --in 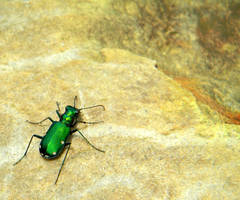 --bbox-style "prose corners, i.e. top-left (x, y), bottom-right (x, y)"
top-left (55, 143), bottom-right (71, 184)
top-left (13, 134), bottom-right (43, 165)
